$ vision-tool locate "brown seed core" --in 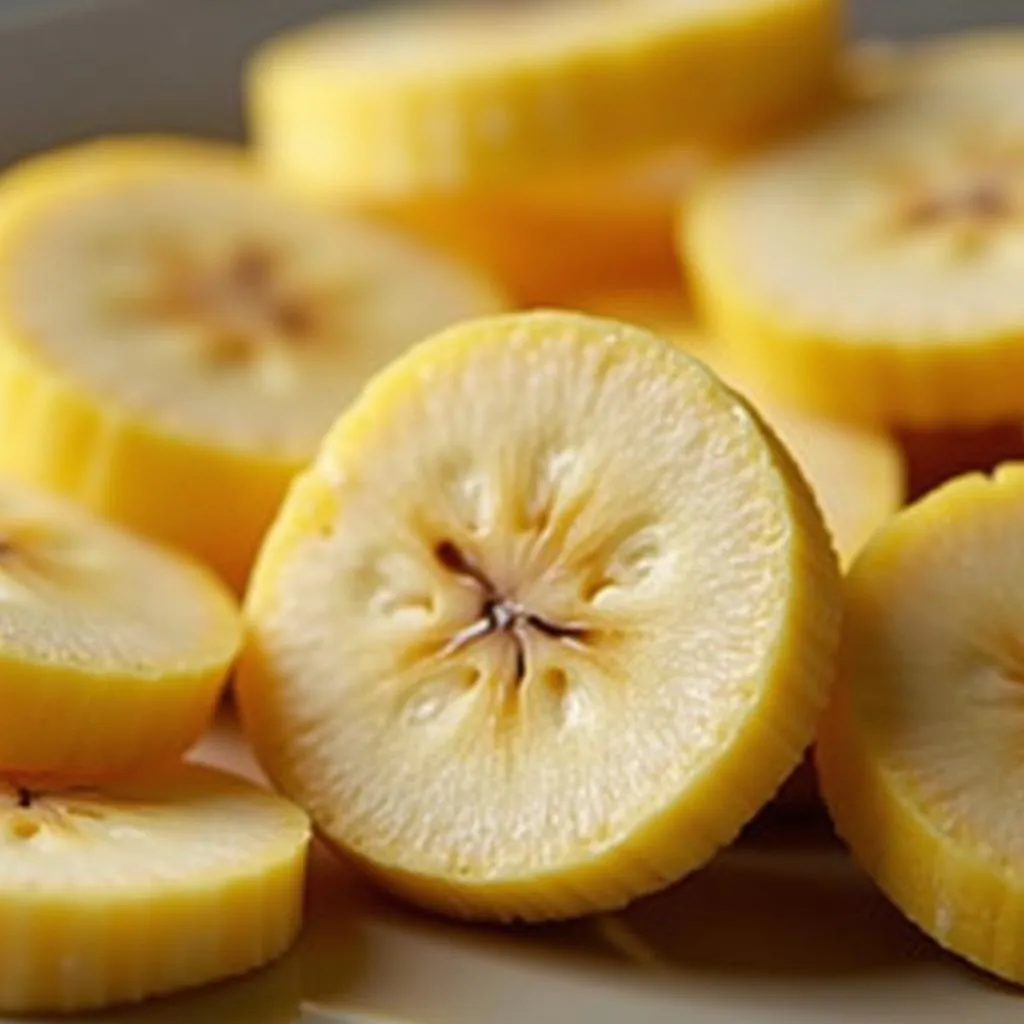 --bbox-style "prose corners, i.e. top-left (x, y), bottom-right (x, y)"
top-left (434, 541), bottom-right (589, 684)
